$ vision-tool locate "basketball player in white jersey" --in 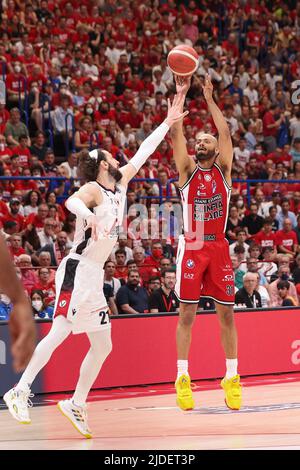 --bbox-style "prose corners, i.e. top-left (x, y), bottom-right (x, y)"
top-left (3, 97), bottom-right (187, 438)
